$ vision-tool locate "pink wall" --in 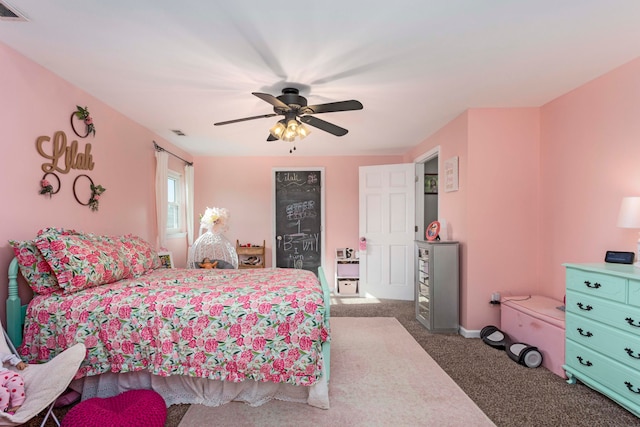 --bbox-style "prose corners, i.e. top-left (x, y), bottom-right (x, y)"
top-left (405, 109), bottom-right (540, 331)
top-left (539, 58), bottom-right (640, 297)
top-left (0, 42), bottom-right (192, 322)
top-left (466, 109), bottom-right (540, 328)
top-left (404, 59), bottom-right (640, 331)
top-left (4, 38), bottom-right (640, 335)
top-left (192, 155), bottom-right (402, 281)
